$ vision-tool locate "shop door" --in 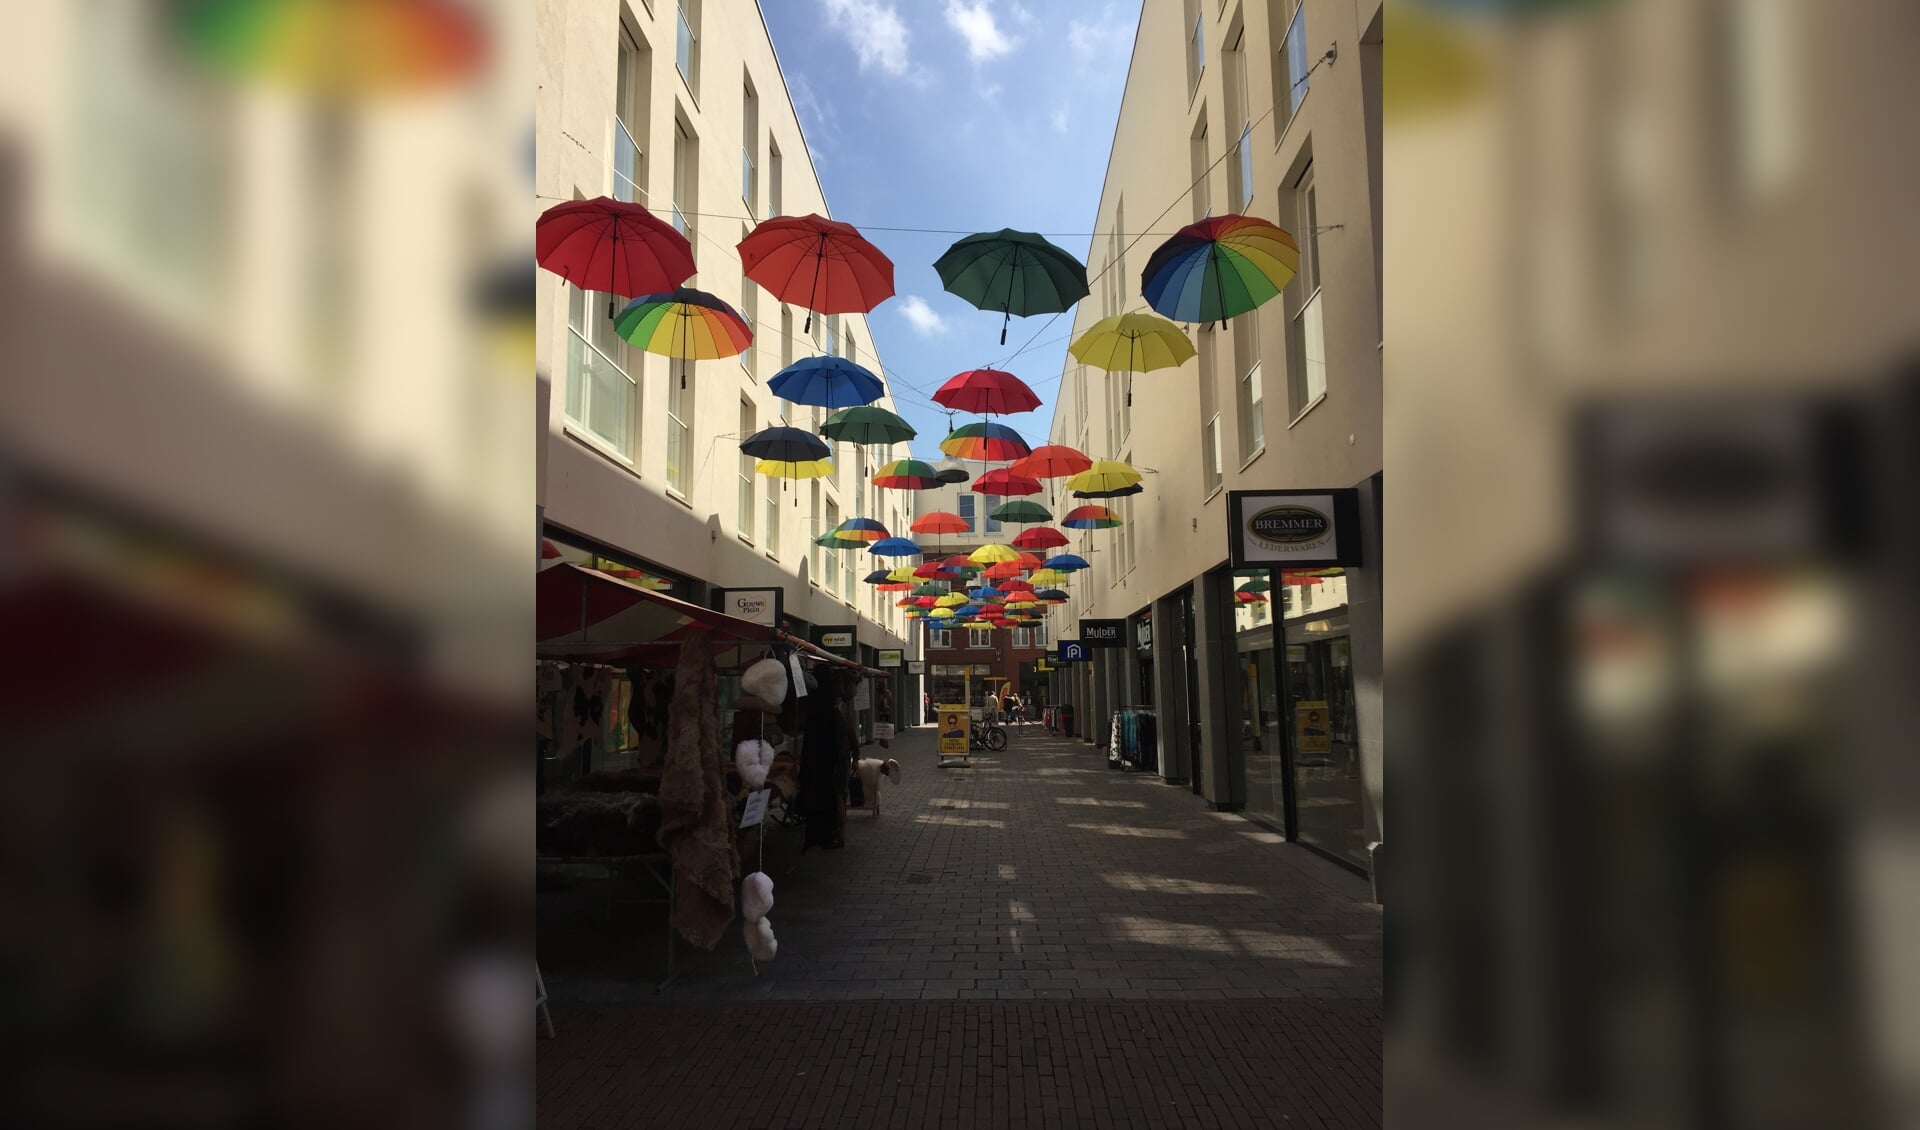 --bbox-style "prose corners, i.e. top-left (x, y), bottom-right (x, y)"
top-left (1284, 632), bottom-right (1366, 866)
top-left (1178, 588), bottom-right (1202, 795)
